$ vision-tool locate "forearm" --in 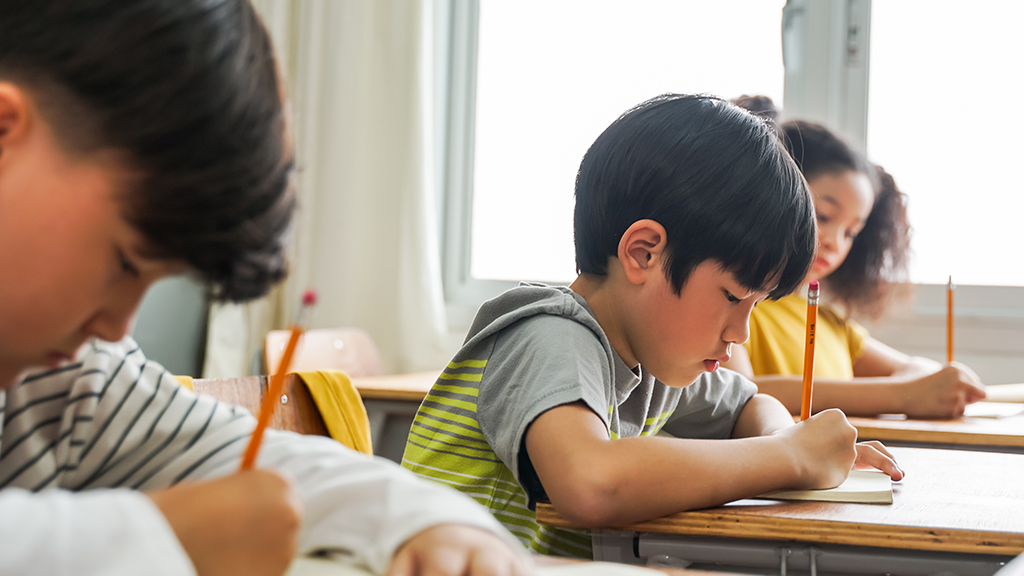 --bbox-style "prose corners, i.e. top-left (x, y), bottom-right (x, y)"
top-left (0, 488), bottom-right (194, 576)
top-left (753, 375), bottom-right (915, 416)
top-left (200, 432), bottom-right (521, 573)
top-left (572, 434), bottom-right (804, 526)
top-left (530, 404), bottom-right (860, 529)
